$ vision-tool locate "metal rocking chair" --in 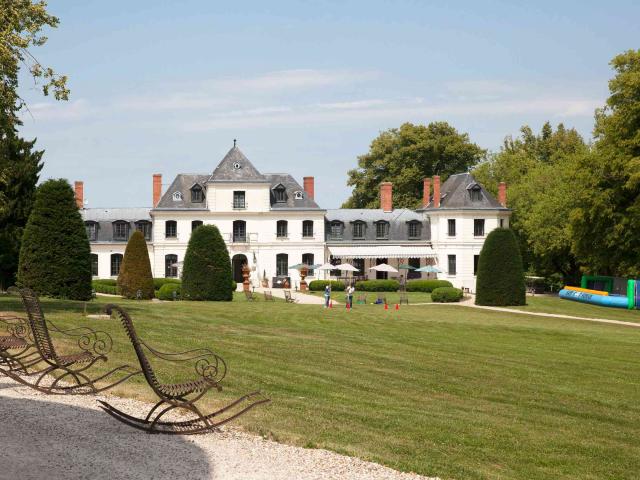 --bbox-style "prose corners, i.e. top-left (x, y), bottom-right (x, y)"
top-left (99, 304), bottom-right (269, 434)
top-left (1, 287), bottom-right (138, 395)
top-left (0, 313), bottom-right (33, 373)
